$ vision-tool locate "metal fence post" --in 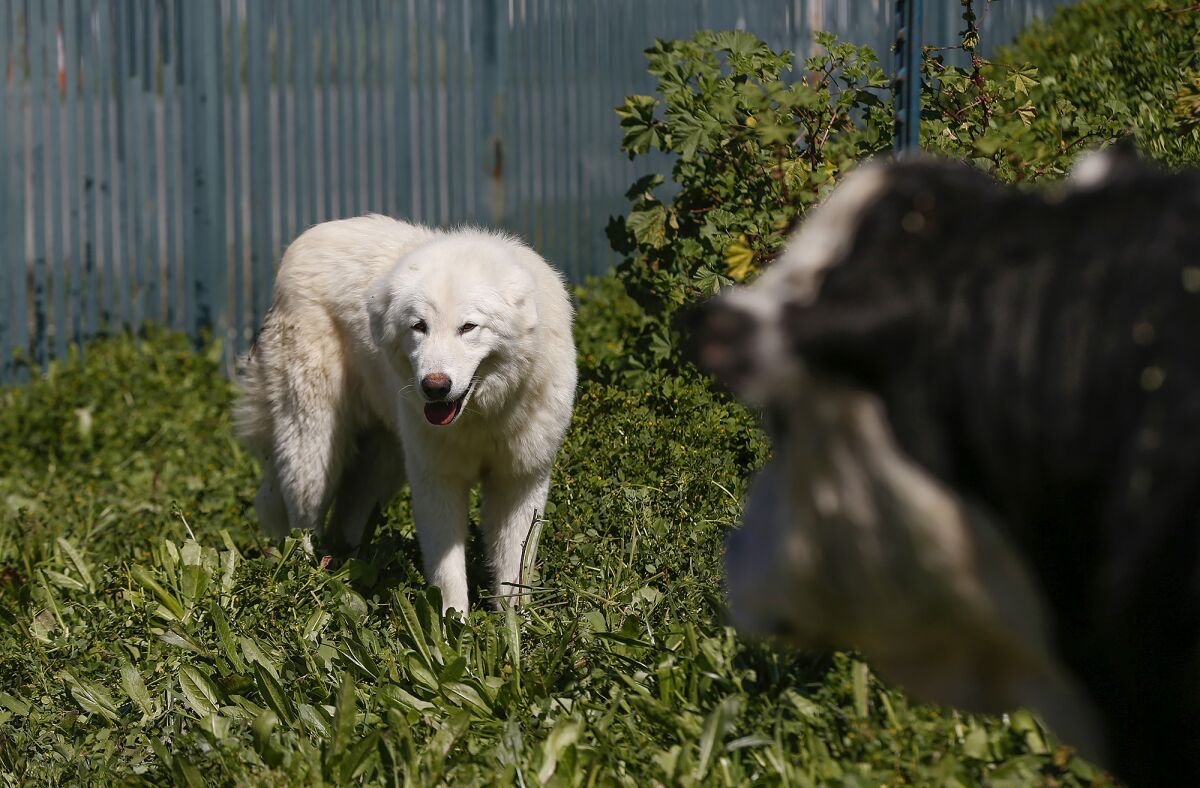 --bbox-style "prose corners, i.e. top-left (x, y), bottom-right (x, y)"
top-left (482, 0), bottom-right (506, 227)
top-left (893, 0), bottom-right (922, 156)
